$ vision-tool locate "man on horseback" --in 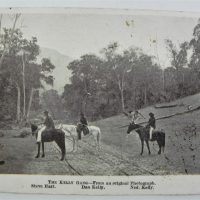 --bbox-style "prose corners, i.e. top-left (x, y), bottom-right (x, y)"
top-left (80, 112), bottom-right (88, 126)
top-left (147, 112), bottom-right (156, 141)
top-left (77, 113), bottom-right (89, 140)
top-left (37, 110), bottom-right (55, 143)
